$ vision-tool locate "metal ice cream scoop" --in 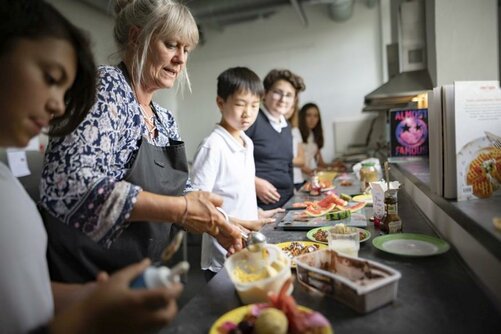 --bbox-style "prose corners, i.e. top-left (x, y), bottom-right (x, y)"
top-left (245, 231), bottom-right (267, 252)
top-left (216, 207), bottom-right (267, 252)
